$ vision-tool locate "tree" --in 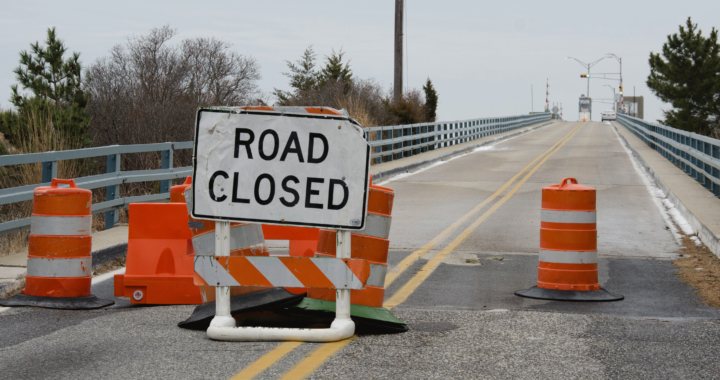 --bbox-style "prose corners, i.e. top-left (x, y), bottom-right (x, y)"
top-left (86, 25), bottom-right (262, 148)
top-left (11, 27), bottom-right (86, 109)
top-left (423, 78), bottom-right (438, 122)
top-left (647, 17), bottom-right (720, 136)
top-left (3, 27), bottom-right (90, 148)
top-left (273, 46), bottom-right (319, 105)
top-left (318, 48), bottom-right (353, 93)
